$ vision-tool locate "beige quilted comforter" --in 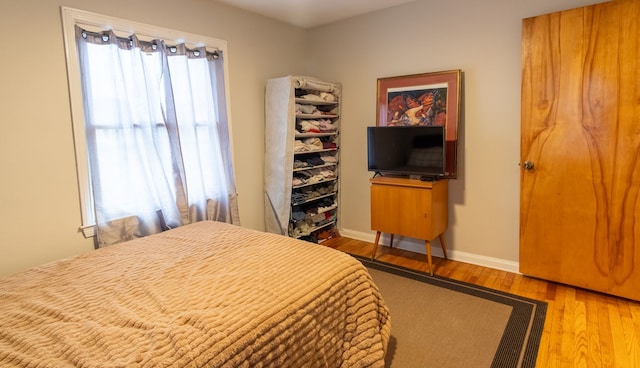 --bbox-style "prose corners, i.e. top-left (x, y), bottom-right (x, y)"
top-left (0, 221), bottom-right (390, 367)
